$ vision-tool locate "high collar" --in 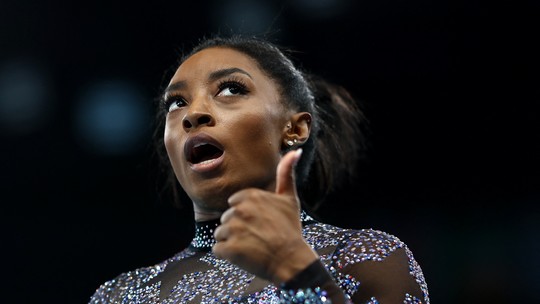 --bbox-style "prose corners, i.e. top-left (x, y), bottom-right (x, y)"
top-left (188, 210), bottom-right (317, 252)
